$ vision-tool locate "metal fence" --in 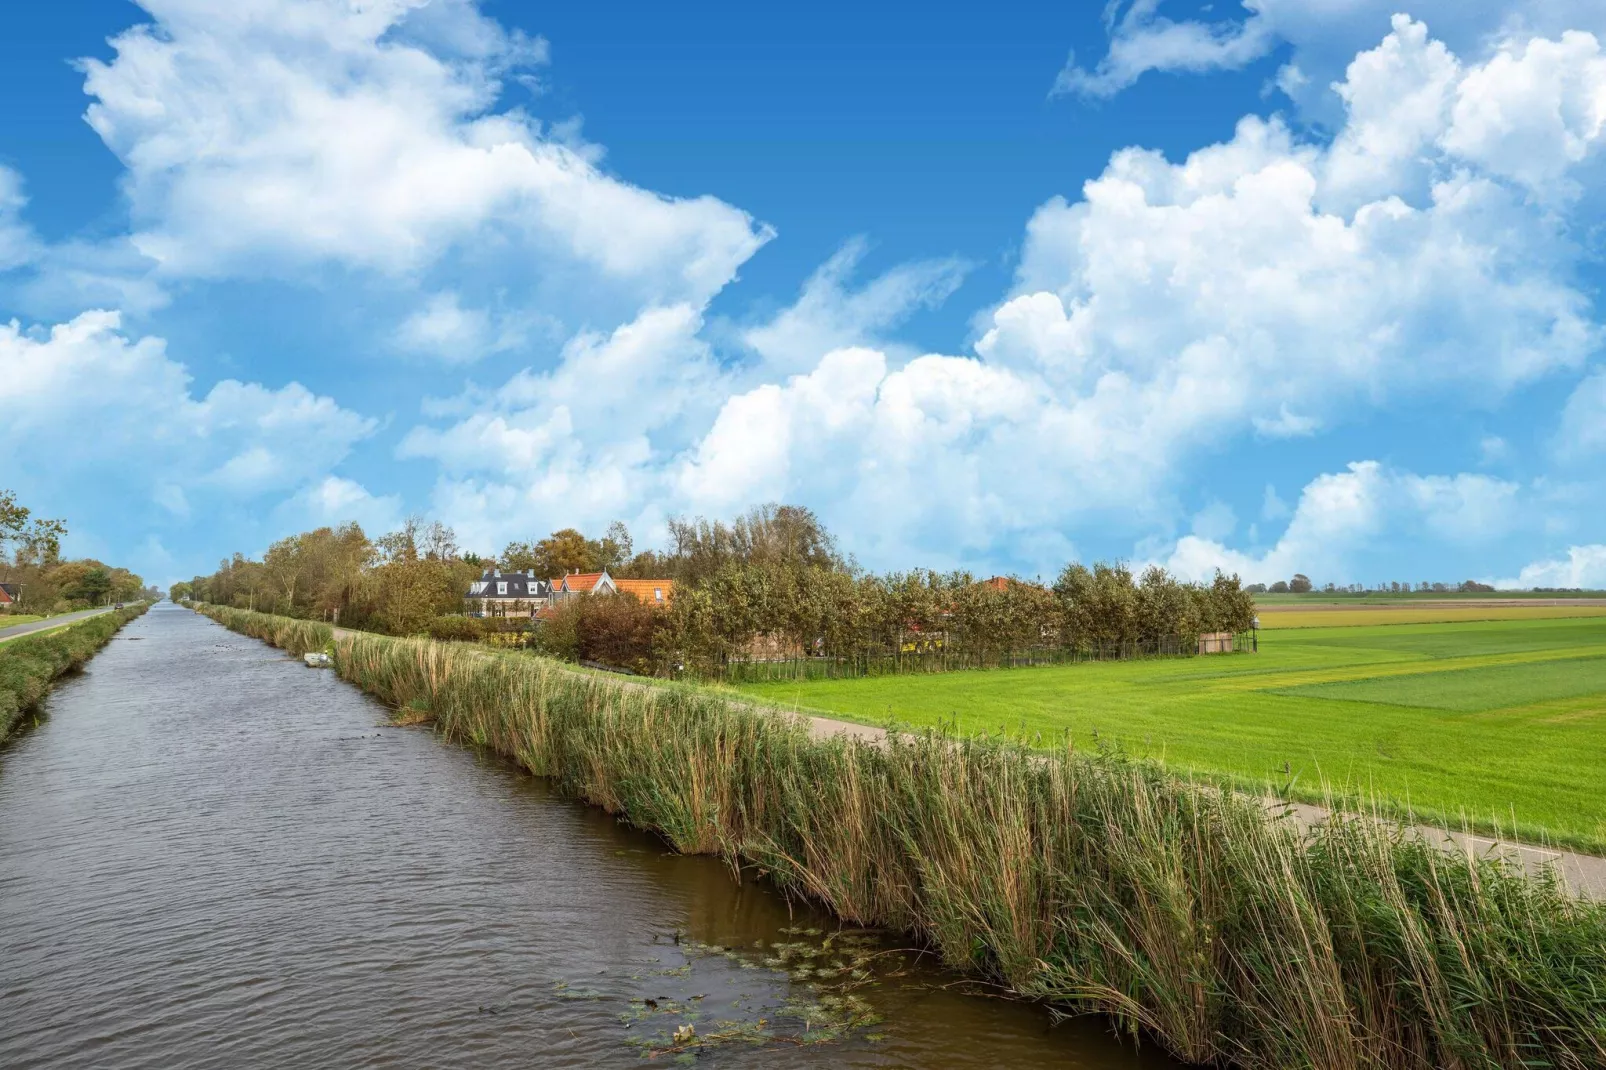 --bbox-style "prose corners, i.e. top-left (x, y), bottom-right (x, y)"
top-left (715, 632), bottom-right (1255, 684)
